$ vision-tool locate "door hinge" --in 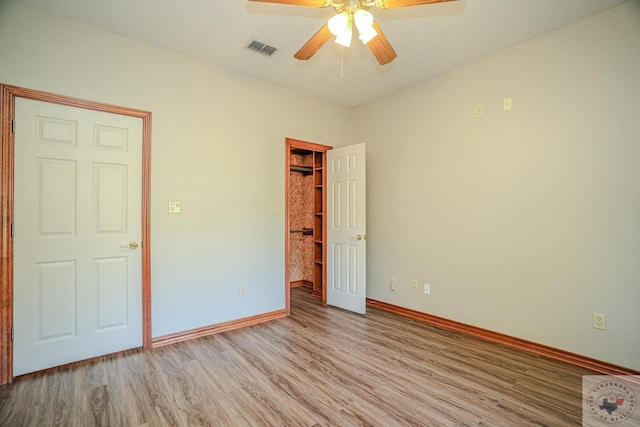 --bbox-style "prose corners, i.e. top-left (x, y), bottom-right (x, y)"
top-left (11, 119), bottom-right (15, 134)
top-left (11, 327), bottom-right (14, 342)
top-left (10, 223), bottom-right (13, 238)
